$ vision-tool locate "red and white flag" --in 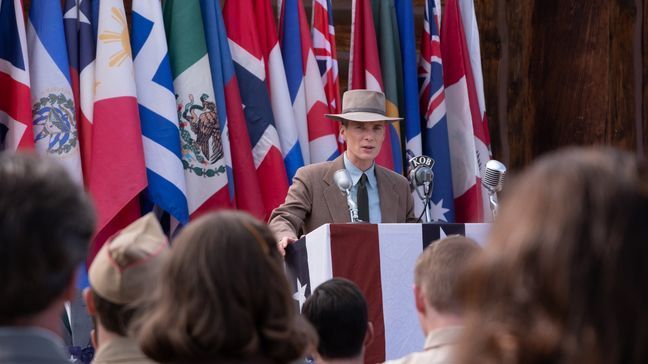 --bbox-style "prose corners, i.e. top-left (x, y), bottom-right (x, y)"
top-left (89, 0), bottom-right (147, 259)
top-left (348, 0), bottom-right (395, 170)
top-left (0, 0), bottom-right (33, 151)
top-left (441, 0), bottom-right (486, 222)
top-left (312, 0), bottom-right (341, 115)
